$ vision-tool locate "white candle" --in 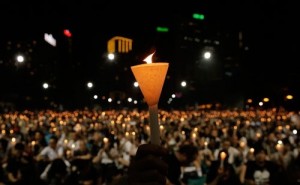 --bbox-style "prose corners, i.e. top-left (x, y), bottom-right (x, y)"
top-left (204, 141), bottom-right (208, 149)
top-left (249, 147), bottom-right (255, 154)
top-left (233, 125), bottom-right (237, 135)
top-left (220, 152), bottom-right (227, 168)
top-left (11, 137), bottom-right (16, 146)
top-left (192, 133), bottom-right (197, 141)
top-left (103, 137), bottom-right (109, 143)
